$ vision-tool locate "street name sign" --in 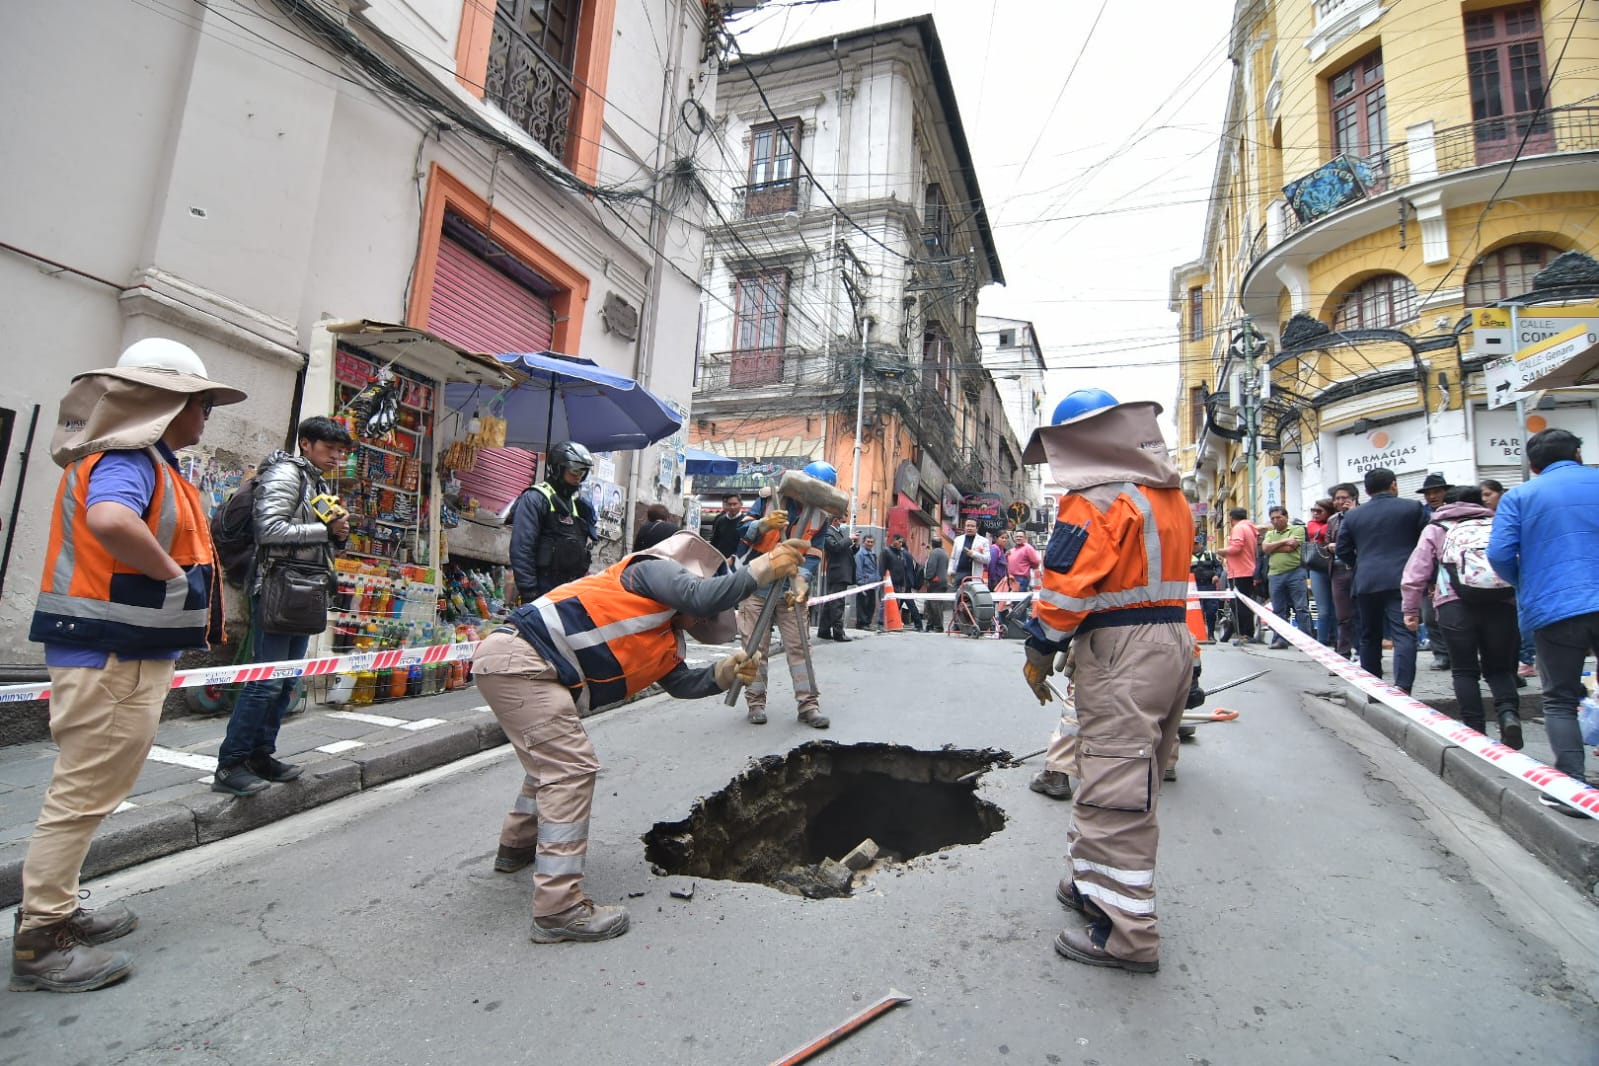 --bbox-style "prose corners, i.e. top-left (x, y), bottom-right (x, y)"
top-left (1471, 302), bottom-right (1599, 362)
top-left (1484, 324), bottom-right (1599, 409)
